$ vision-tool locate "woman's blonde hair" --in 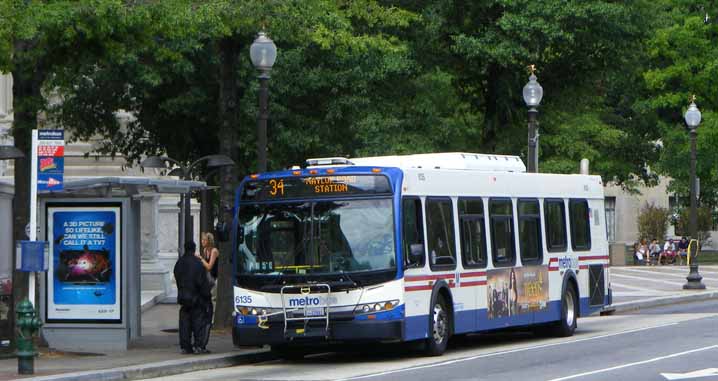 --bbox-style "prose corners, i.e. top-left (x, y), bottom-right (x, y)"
top-left (201, 232), bottom-right (215, 249)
